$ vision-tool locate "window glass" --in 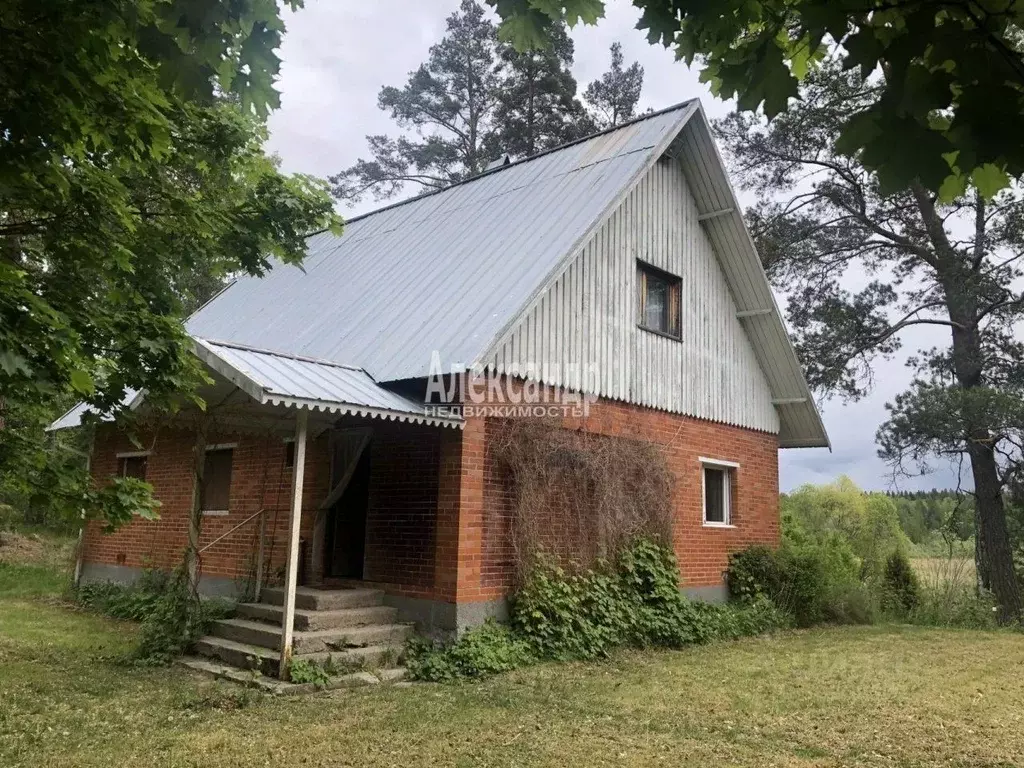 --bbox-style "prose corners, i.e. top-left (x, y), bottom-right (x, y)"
top-left (638, 263), bottom-right (681, 337)
top-left (645, 275), bottom-right (669, 331)
top-left (201, 448), bottom-right (233, 511)
top-left (704, 466), bottom-right (729, 524)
